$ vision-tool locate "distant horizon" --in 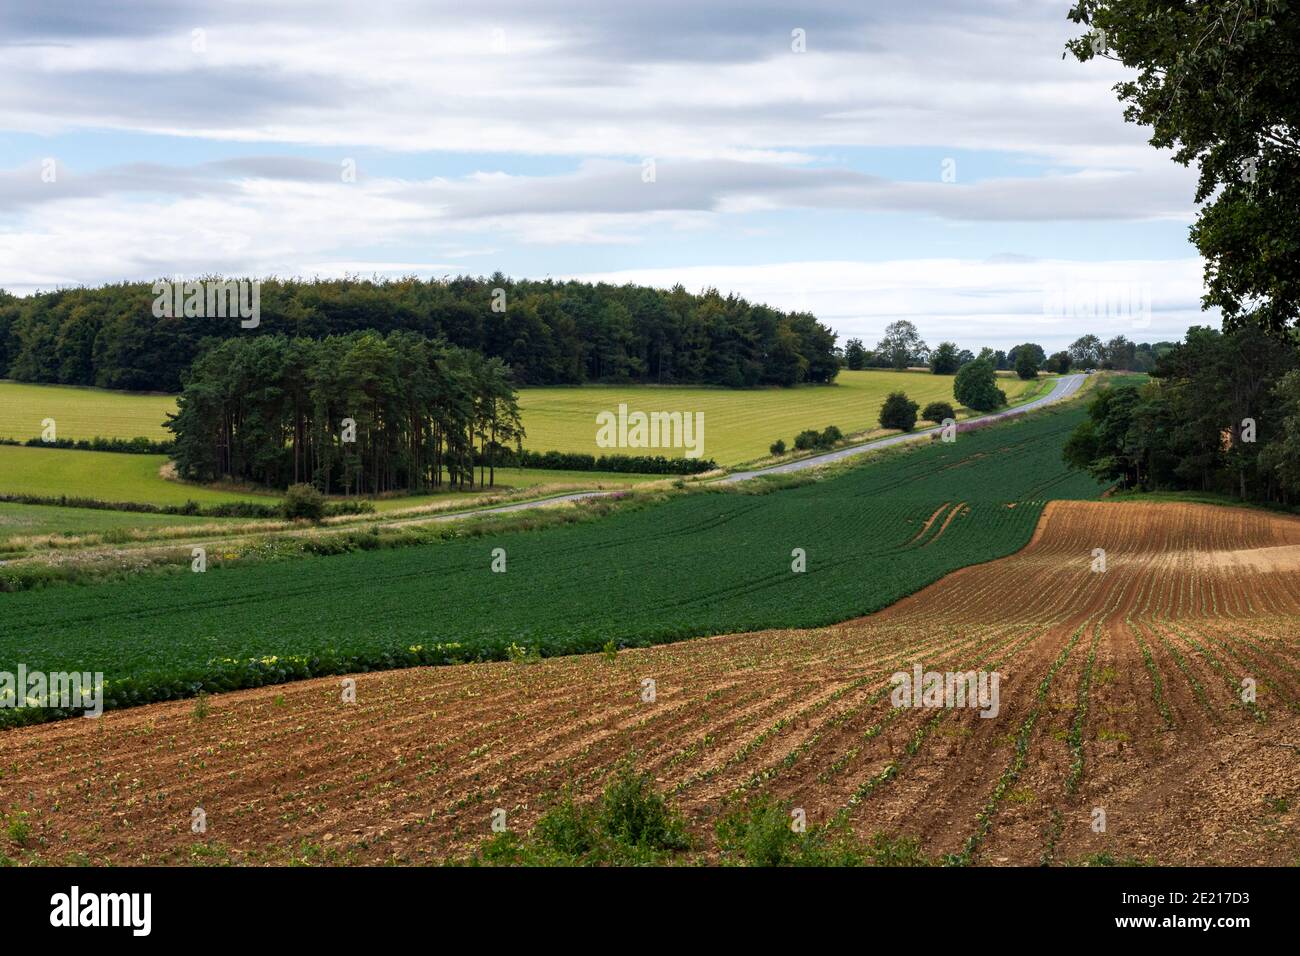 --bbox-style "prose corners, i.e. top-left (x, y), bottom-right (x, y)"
top-left (2, 1), bottom-right (1211, 353)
